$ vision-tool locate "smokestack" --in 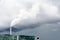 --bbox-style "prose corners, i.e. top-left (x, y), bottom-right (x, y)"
top-left (10, 24), bottom-right (13, 35)
top-left (10, 27), bottom-right (12, 35)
